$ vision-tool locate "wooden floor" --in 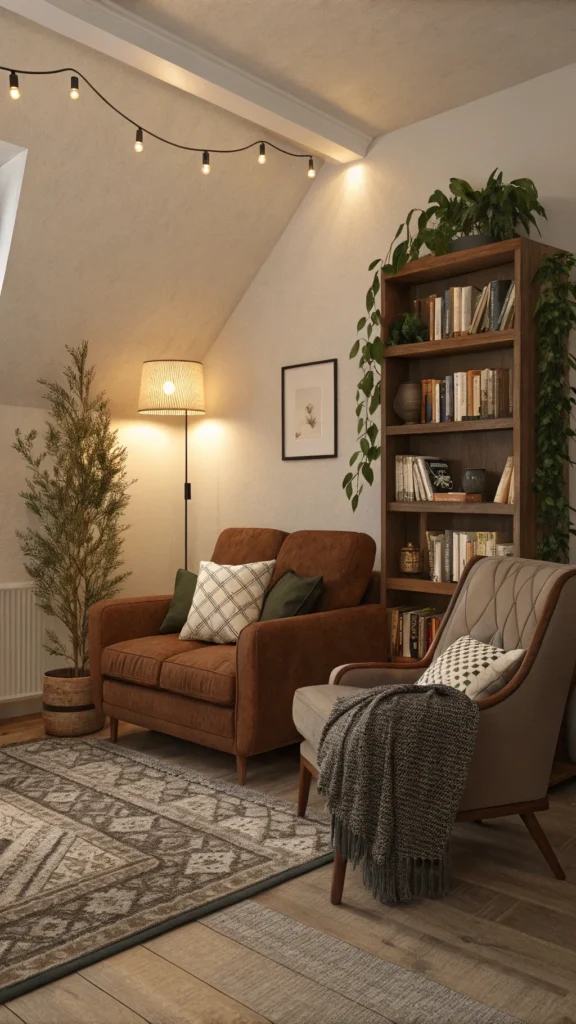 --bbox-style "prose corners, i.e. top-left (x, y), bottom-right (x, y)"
top-left (2, 715), bottom-right (576, 1024)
